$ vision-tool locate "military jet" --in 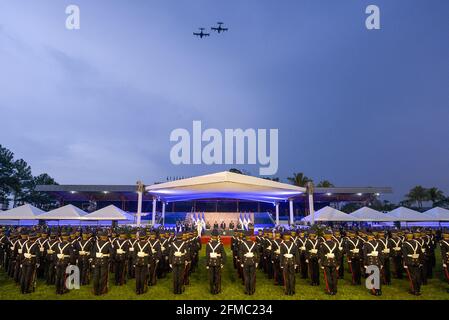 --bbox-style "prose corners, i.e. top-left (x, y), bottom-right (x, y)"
top-left (193, 28), bottom-right (210, 38)
top-left (211, 22), bottom-right (228, 33)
